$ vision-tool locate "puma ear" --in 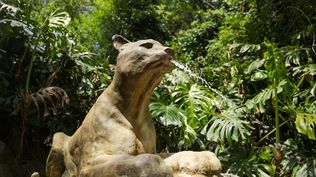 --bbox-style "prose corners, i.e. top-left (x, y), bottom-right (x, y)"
top-left (112, 34), bottom-right (130, 50)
